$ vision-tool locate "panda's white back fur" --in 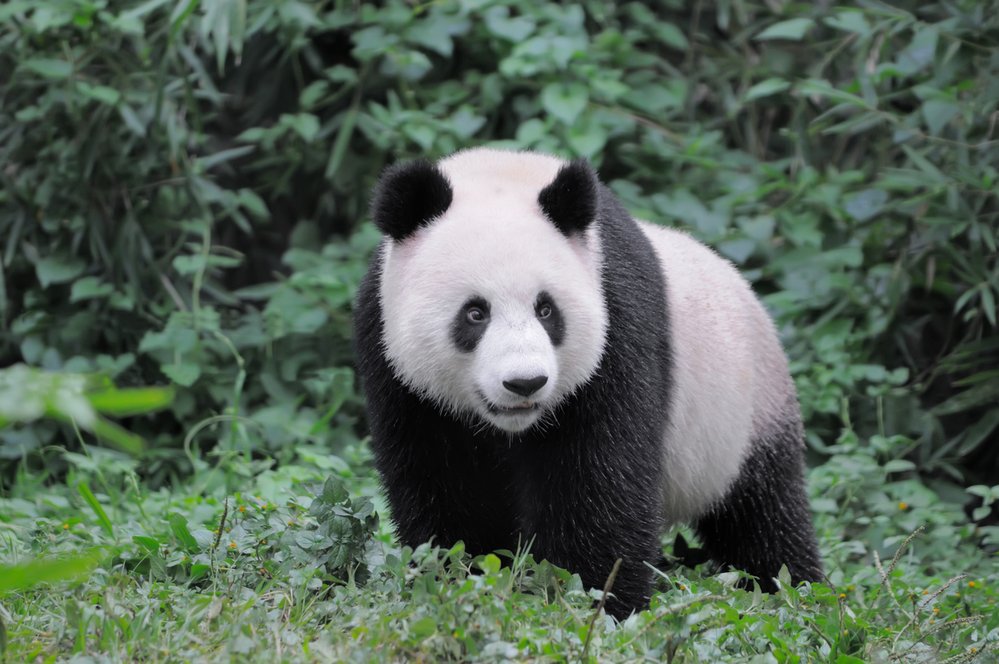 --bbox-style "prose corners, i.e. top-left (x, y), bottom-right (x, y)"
top-left (638, 223), bottom-right (798, 523)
